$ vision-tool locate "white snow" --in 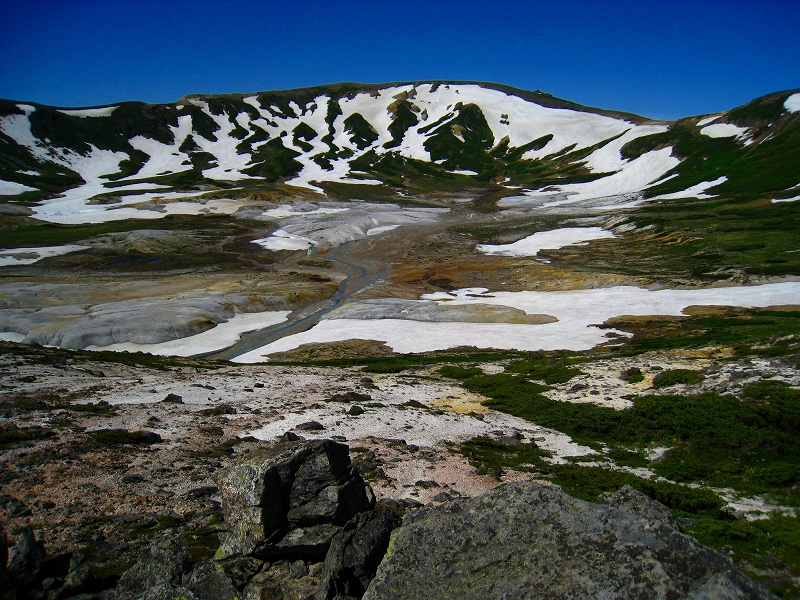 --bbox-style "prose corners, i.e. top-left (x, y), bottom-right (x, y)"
top-left (87, 310), bottom-right (290, 356)
top-left (519, 147), bottom-right (680, 207)
top-left (476, 227), bottom-right (615, 257)
top-left (697, 115), bottom-right (721, 127)
top-left (700, 122), bottom-right (749, 139)
top-left (0, 245), bottom-right (88, 266)
top-left (252, 230), bottom-right (313, 251)
top-left (649, 176), bottom-right (728, 201)
top-left (122, 115), bottom-right (194, 180)
top-left (233, 282), bottom-right (800, 361)
top-left (582, 125), bottom-right (668, 174)
top-left (0, 179), bottom-right (37, 195)
top-left (784, 93), bottom-right (800, 113)
top-left (0, 332), bottom-right (25, 342)
top-left (261, 204), bottom-right (350, 219)
top-left (772, 195), bottom-right (800, 204)
top-left (367, 225), bottom-right (400, 236)
top-left (57, 106), bottom-right (118, 118)
top-left (447, 169), bottom-right (478, 176)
